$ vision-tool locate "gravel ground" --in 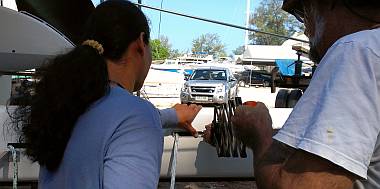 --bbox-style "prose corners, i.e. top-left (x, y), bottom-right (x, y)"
top-left (158, 181), bottom-right (258, 189)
